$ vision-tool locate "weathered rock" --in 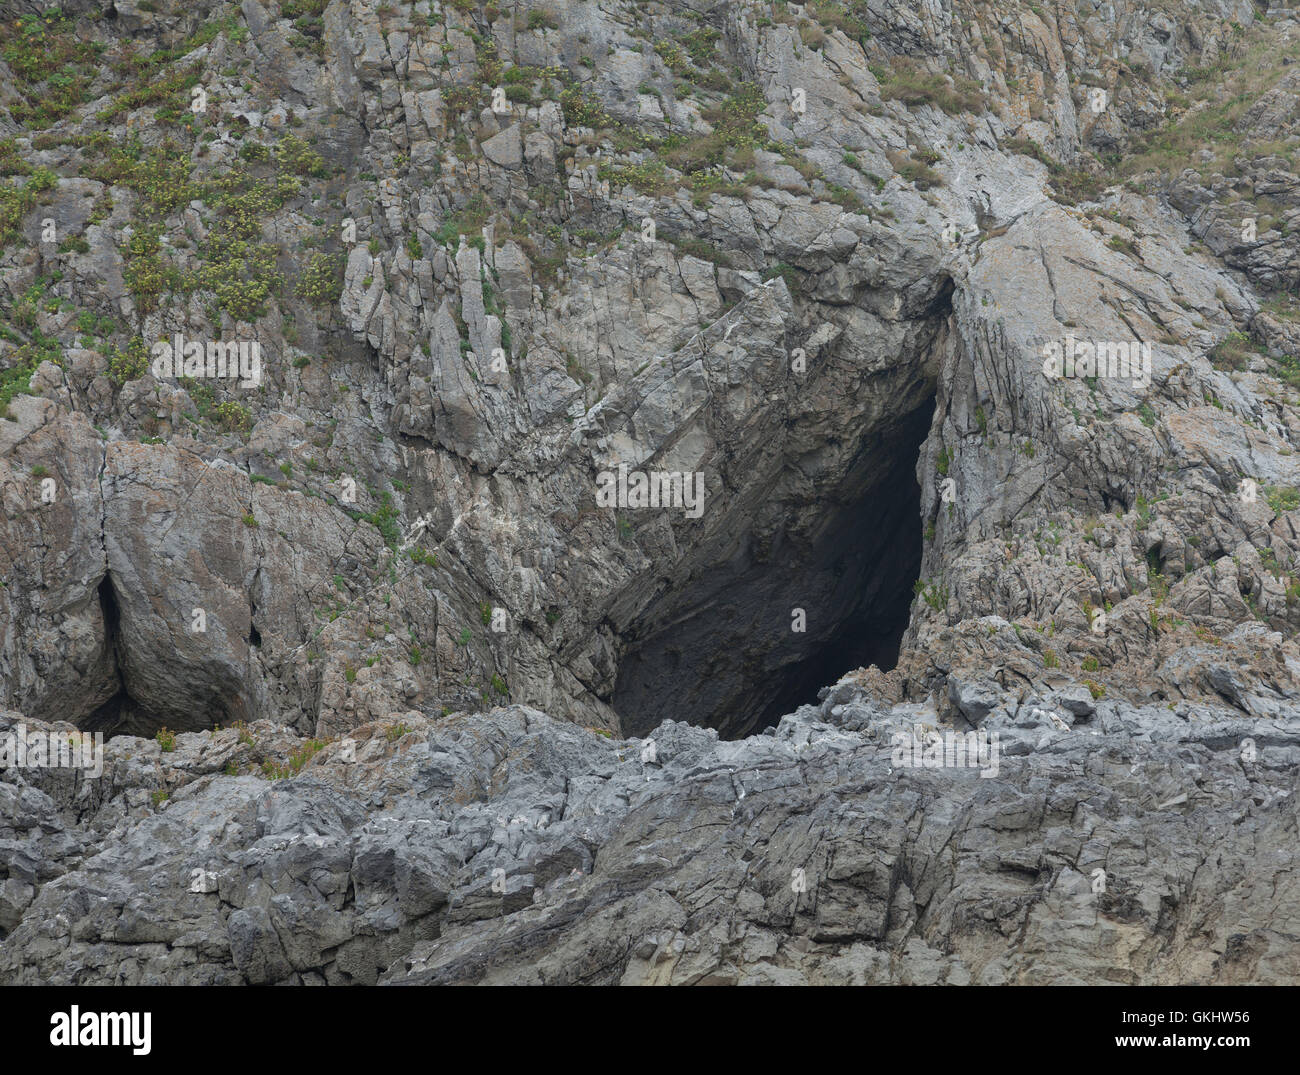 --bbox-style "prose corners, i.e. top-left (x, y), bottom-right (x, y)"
top-left (0, 692), bottom-right (1296, 985)
top-left (2, 0), bottom-right (1300, 985)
